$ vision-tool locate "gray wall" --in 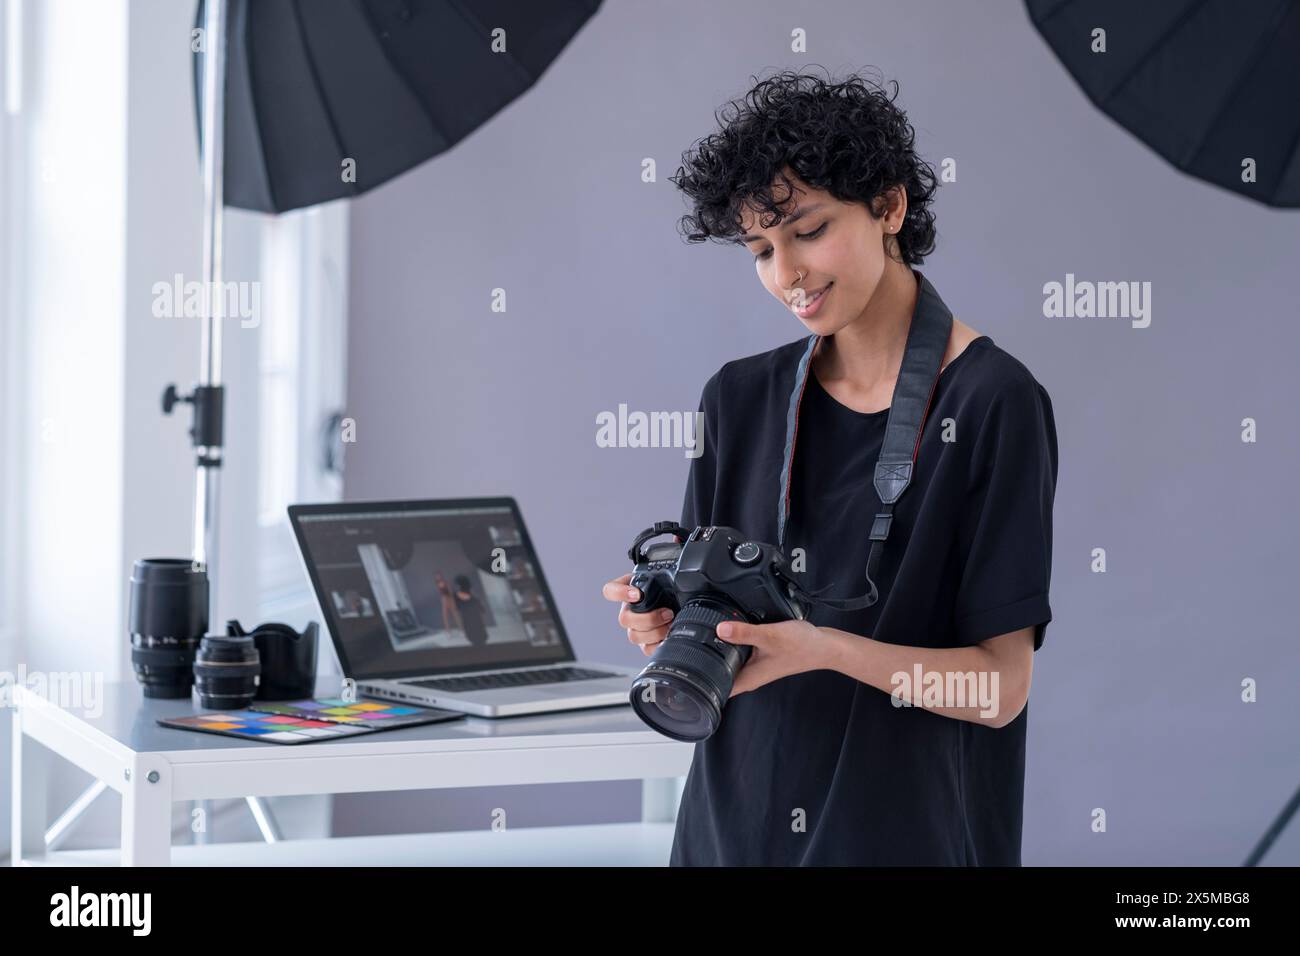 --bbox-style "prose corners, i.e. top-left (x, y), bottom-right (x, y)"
top-left (337, 0), bottom-right (1300, 864)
